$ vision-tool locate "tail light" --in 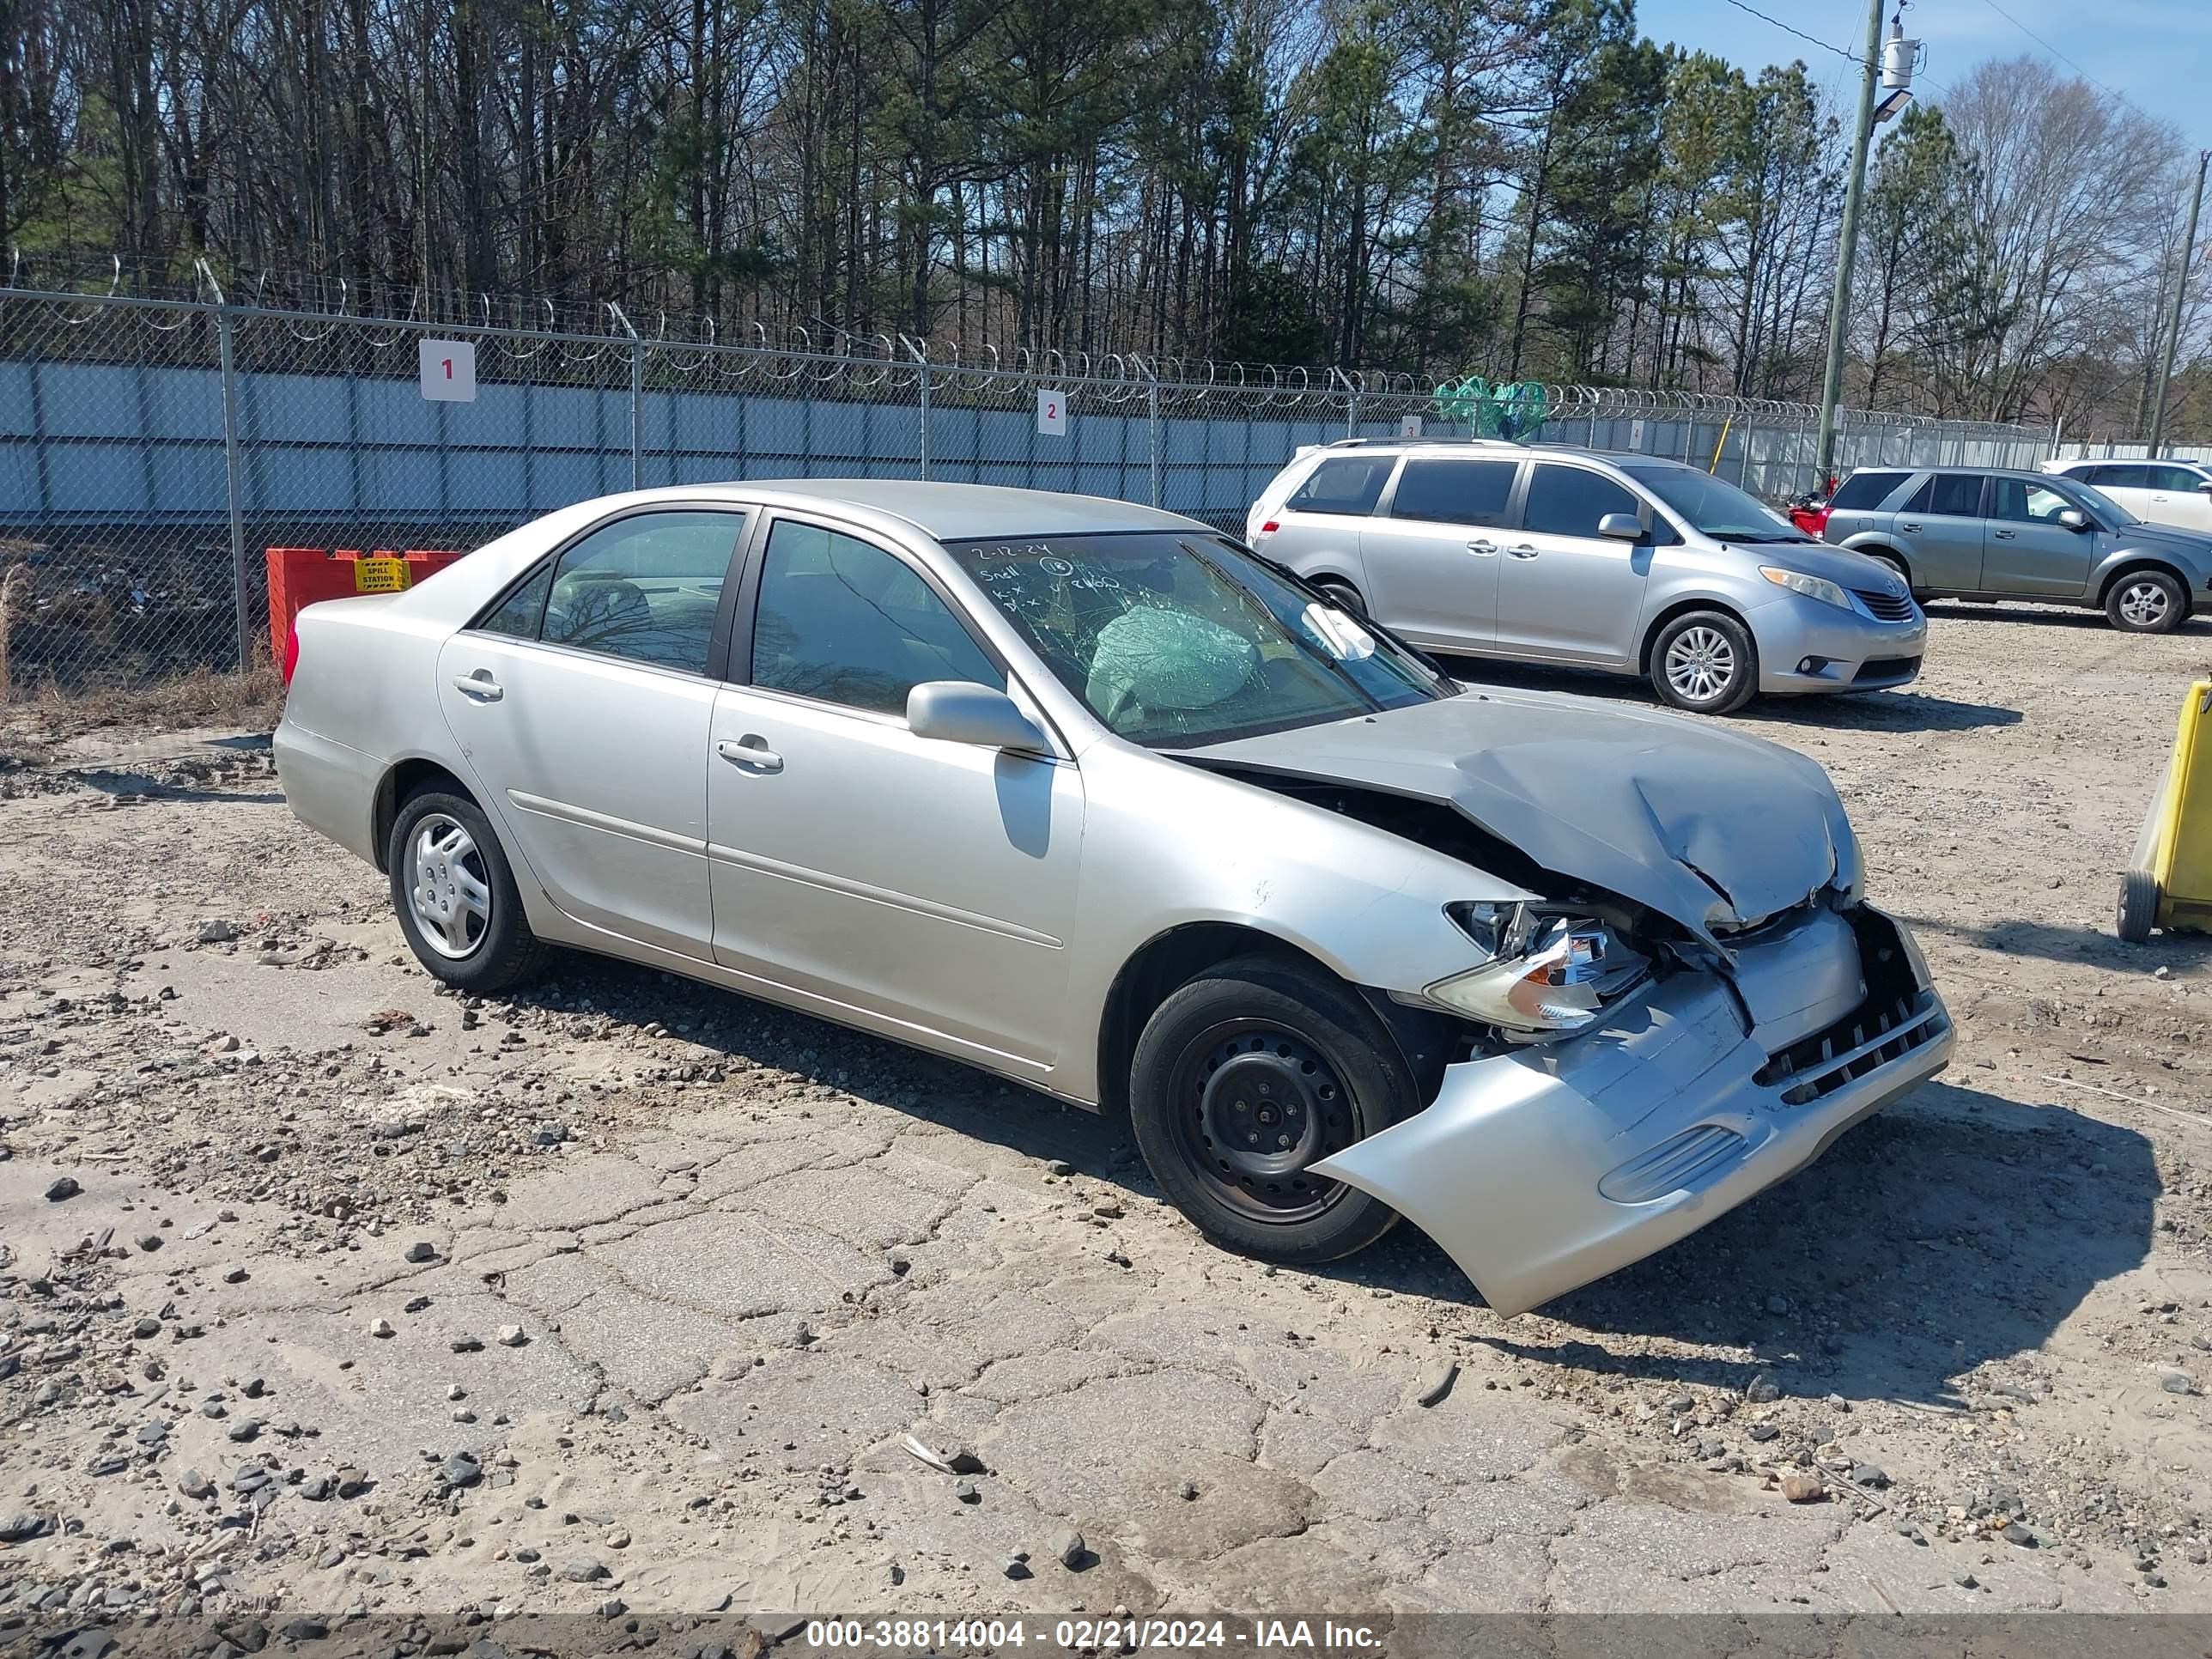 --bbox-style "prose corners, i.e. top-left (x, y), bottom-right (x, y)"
top-left (281, 622), bottom-right (301, 685)
top-left (1789, 504), bottom-right (1831, 538)
top-left (1255, 520), bottom-right (1280, 542)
